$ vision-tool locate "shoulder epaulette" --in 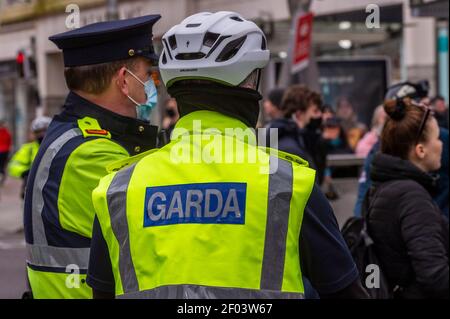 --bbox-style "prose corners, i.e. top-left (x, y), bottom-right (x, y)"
top-left (77, 117), bottom-right (111, 139)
